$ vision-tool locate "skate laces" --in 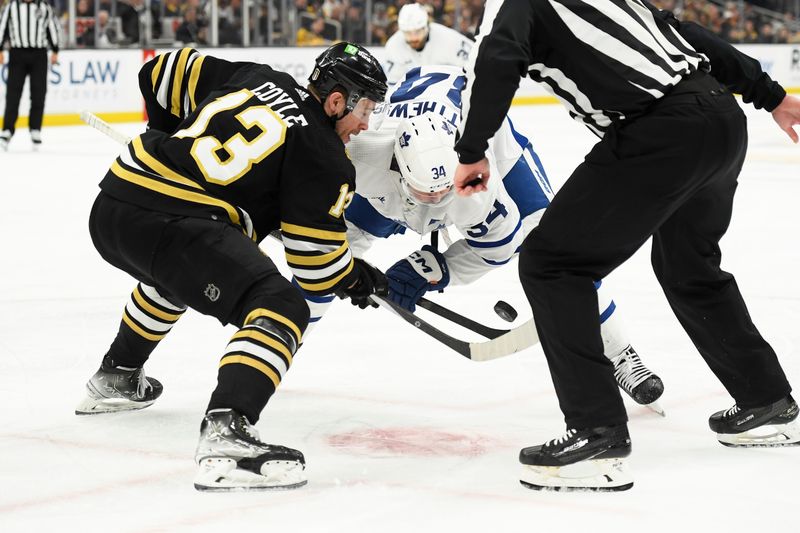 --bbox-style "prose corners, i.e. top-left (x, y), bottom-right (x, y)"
top-left (723, 405), bottom-right (741, 418)
top-left (611, 346), bottom-right (653, 392)
top-left (130, 368), bottom-right (151, 398)
top-left (236, 414), bottom-right (261, 442)
top-left (546, 429), bottom-right (577, 447)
